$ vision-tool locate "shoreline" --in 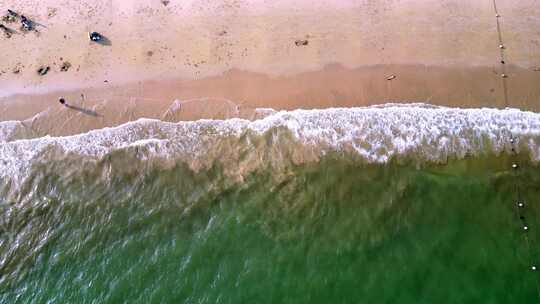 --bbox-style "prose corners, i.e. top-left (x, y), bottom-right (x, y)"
top-left (2, 105), bottom-right (540, 180)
